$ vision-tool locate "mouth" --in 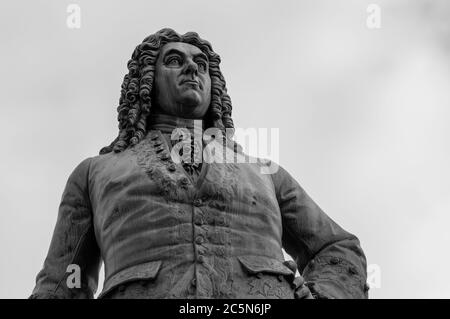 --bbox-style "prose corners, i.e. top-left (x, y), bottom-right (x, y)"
top-left (180, 79), bottom-right (201, 89)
